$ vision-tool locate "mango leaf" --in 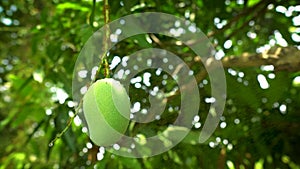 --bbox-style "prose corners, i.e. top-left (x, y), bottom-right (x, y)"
top-left (123, 0), bottom-right (139, 12)
top-left (56, 2), bottom-right (89, 13)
